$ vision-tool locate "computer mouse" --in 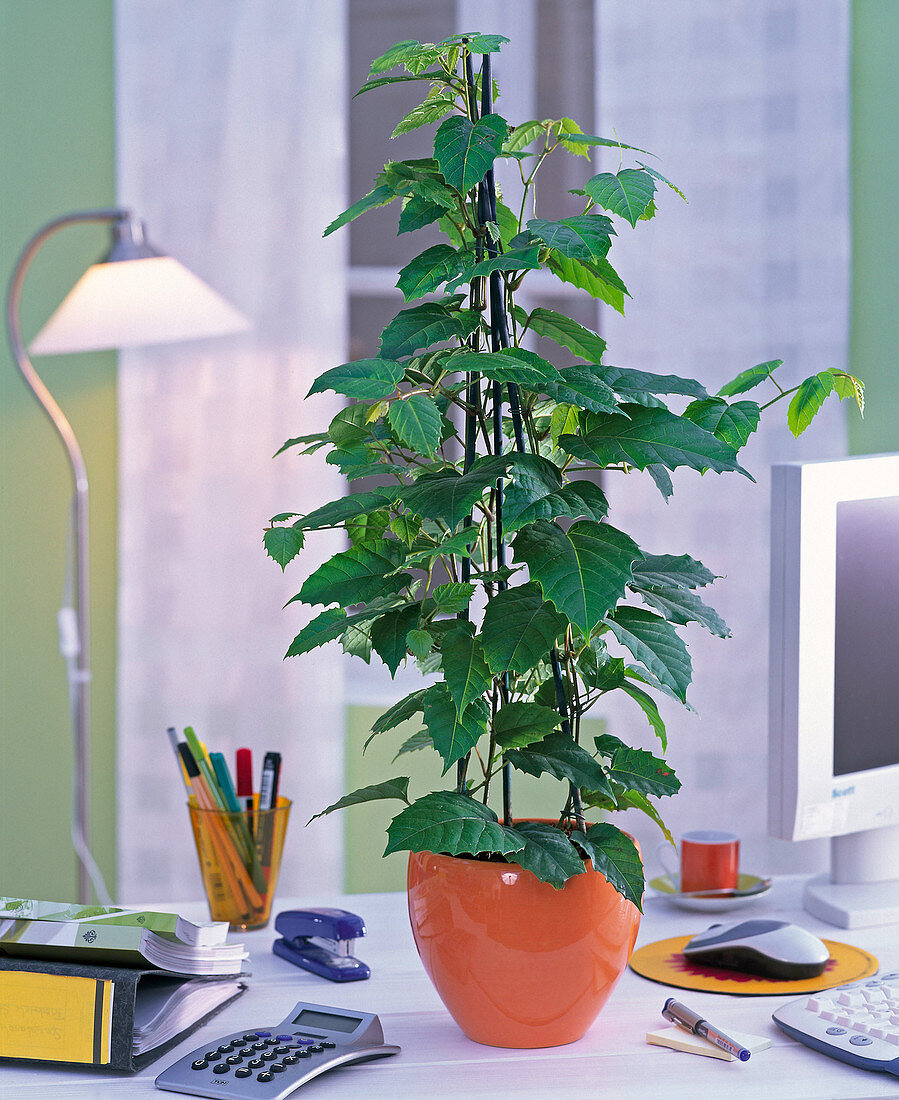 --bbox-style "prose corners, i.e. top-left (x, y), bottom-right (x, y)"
top-left (683, 918), bottom-right (830, 980)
